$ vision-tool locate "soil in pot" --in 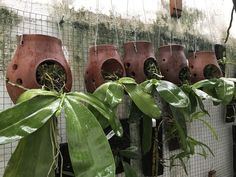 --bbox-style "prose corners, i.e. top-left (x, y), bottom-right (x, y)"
top-left (36, 60), bottom-right (66, 92)
top-left (101, 59), bottom-right (124, 81)
top-left (144, 58), bottom-right (162, 80)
